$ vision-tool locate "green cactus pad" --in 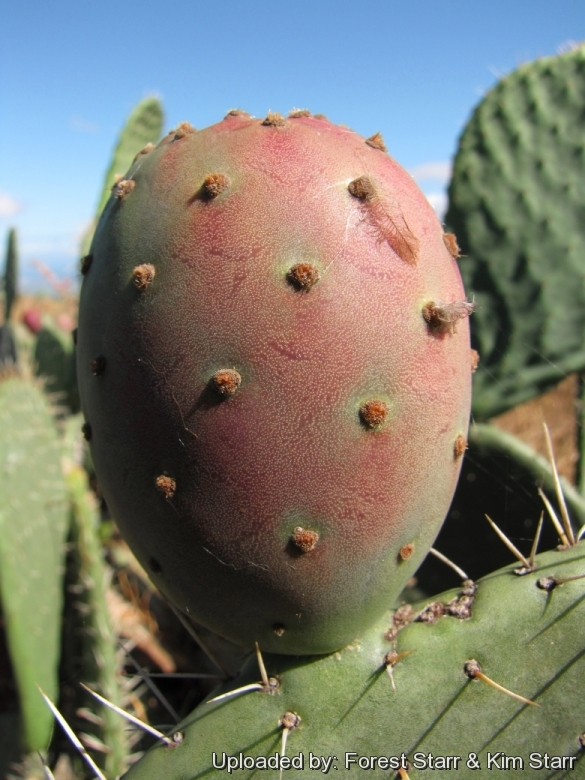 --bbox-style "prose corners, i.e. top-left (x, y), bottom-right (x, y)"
top-left (123, 544), bottom-right (585, 779)
top-left (0, 376), bottom-right (69, 750)
top-left (80, 96), bottom-right (164, 257)
top-left (446, 45), bottom-right (585, 419)
top-left (3, 227), bottom-right (18, 322)
top-left (34, 320), bottom-right (79, 414)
